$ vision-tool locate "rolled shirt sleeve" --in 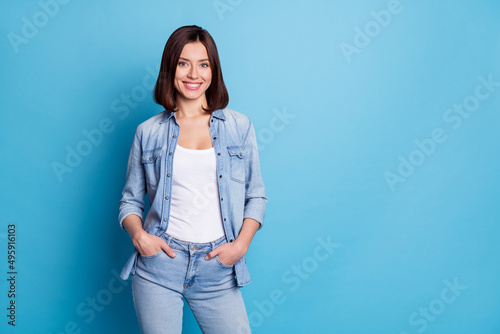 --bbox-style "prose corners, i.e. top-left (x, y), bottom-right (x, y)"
top-left (118, 127), bottom-right (146, 229)
top-left (243, 119), bottom-right (268, 230)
